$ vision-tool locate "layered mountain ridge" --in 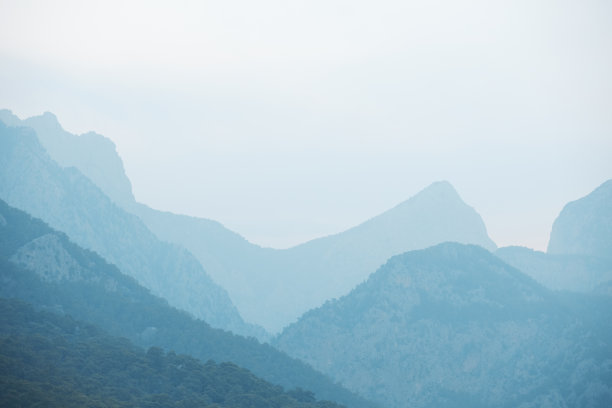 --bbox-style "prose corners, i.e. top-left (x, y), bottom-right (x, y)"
top-left (0, 198), bottom-right (377, 408)
top-left (0, 108), bottom-right (498, 333)
top-left (0, 119), bottom-right (265, 339)
top-left (2, 108), bottom-right (610, 408)
top-left (0, 109), bottom-right (135, 207)
top-left (494, 179), bottom-right (612, 295)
